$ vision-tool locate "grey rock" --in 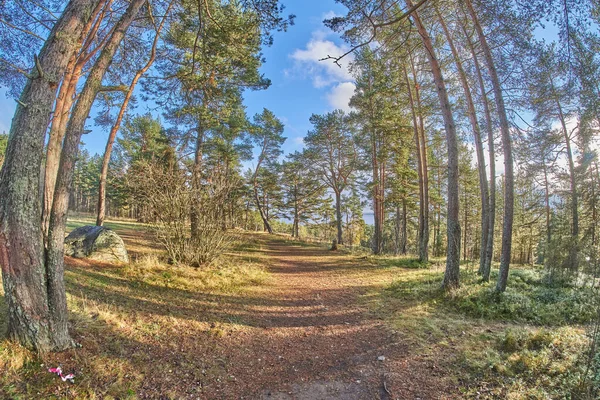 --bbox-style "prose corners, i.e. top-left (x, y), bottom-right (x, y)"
top-left (64, 225), bottom-right (129, 263)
